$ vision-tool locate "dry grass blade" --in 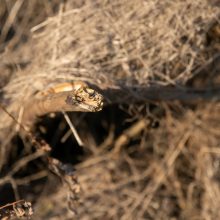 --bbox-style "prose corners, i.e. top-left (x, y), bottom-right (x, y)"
top-left (62, 111), bottom-right (84, 147)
